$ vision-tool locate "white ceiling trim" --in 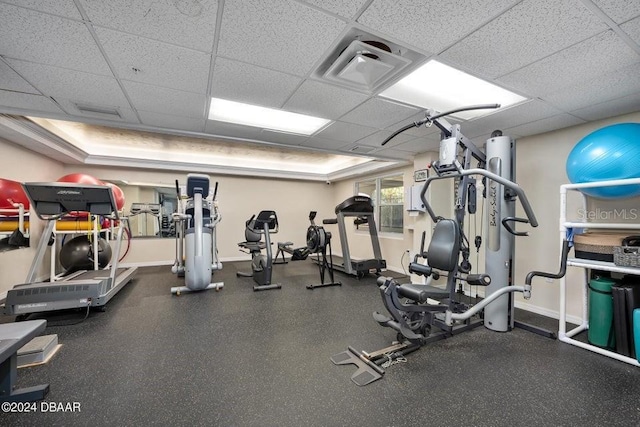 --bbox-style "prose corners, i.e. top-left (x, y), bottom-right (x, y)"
top-left (0, 114), bottom-right (87, 163)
